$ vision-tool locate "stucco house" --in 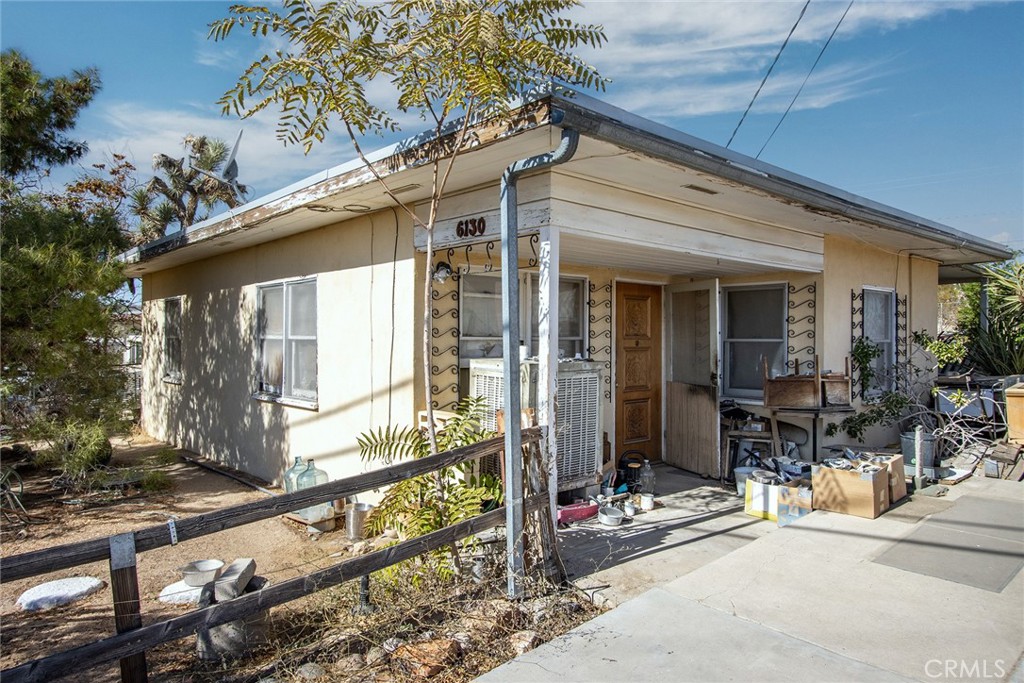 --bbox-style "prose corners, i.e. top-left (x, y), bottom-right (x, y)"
top-left (122, 90), bottom-right (1012, 491)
